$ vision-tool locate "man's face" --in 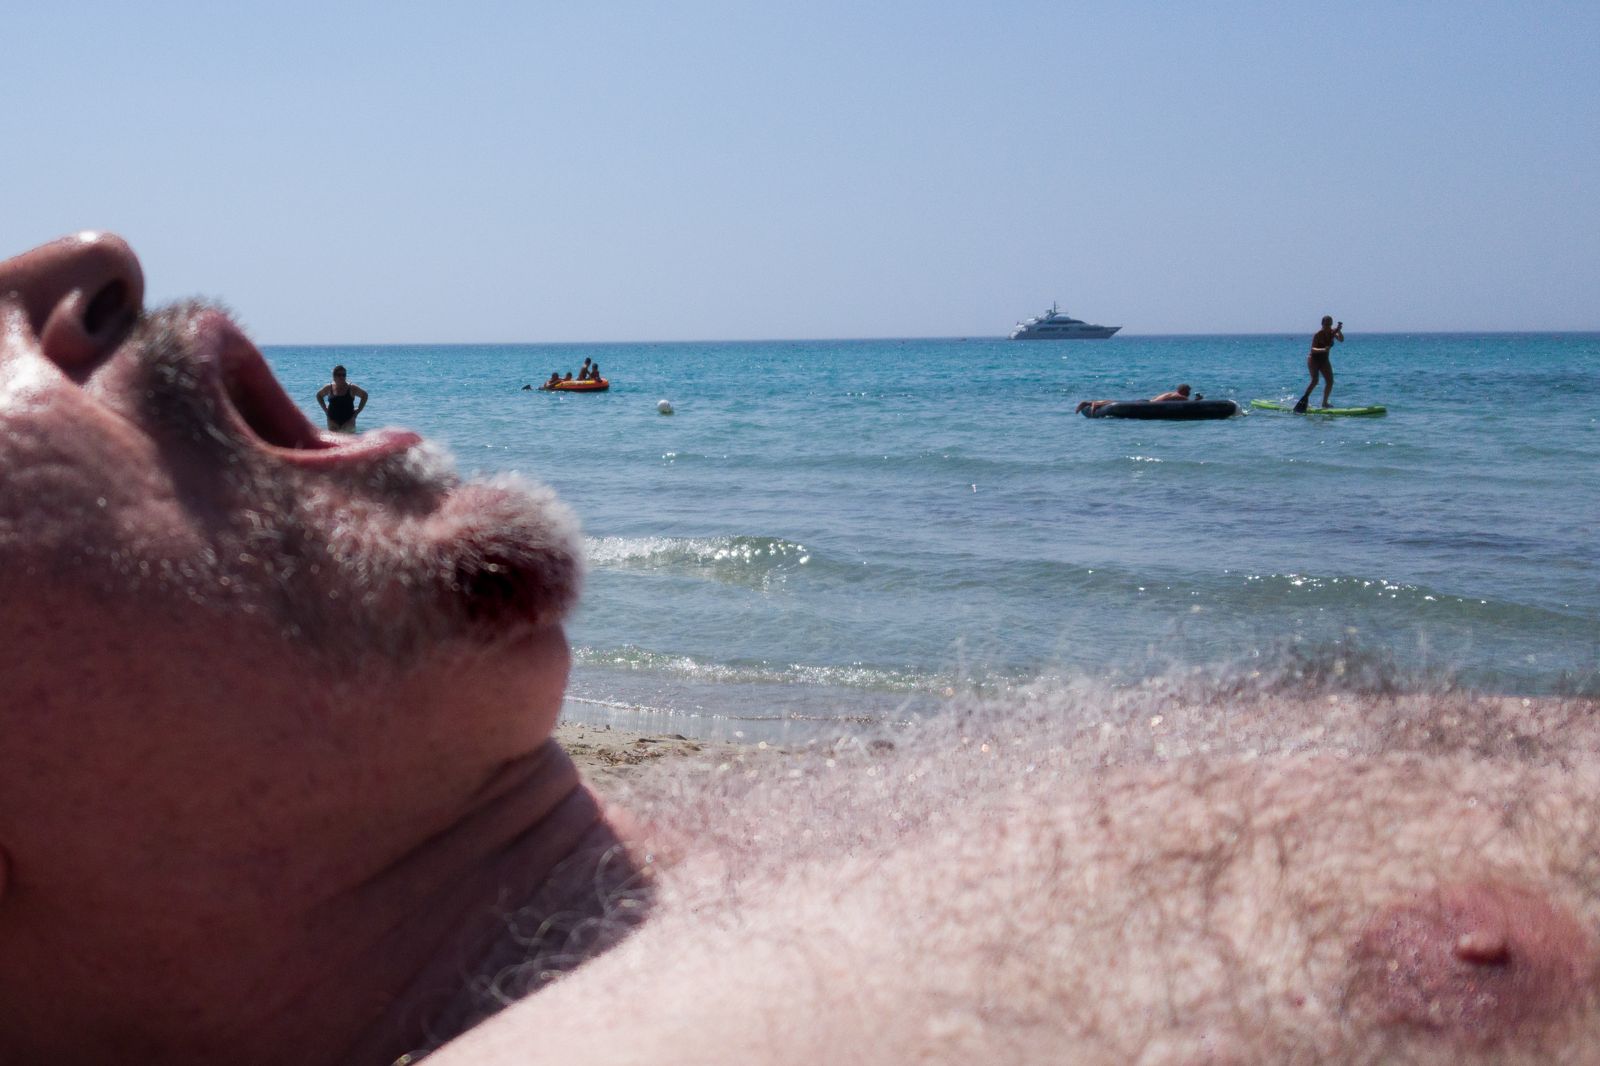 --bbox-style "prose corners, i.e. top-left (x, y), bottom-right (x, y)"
top-left (0, 233), bottom-right (581, 910)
